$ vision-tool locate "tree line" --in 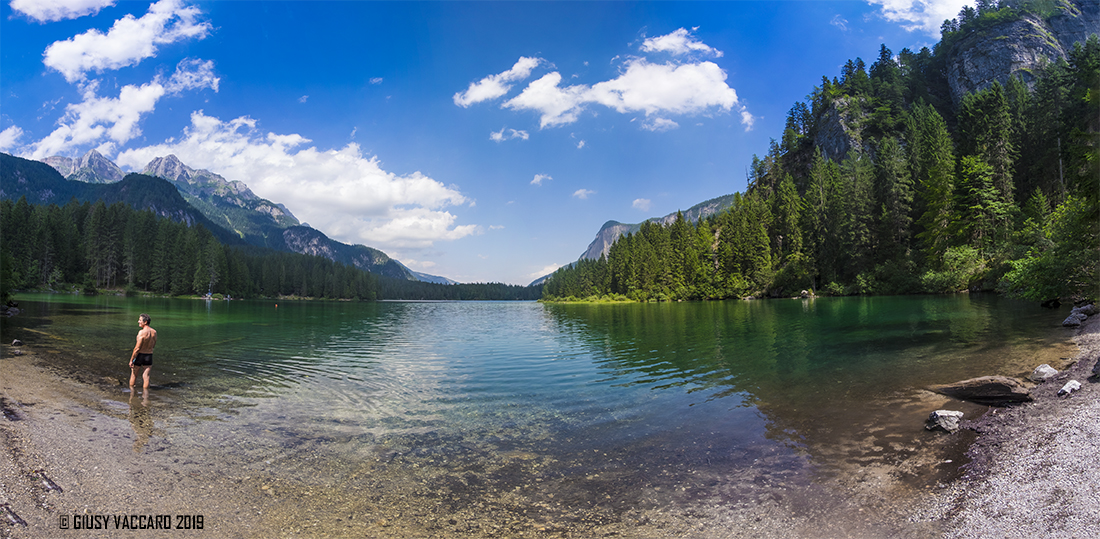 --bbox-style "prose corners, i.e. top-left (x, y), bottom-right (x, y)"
top-left (544, 13), bottom-right (1097, 303)
top-left (0, 197), bottom-right (539, 302)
